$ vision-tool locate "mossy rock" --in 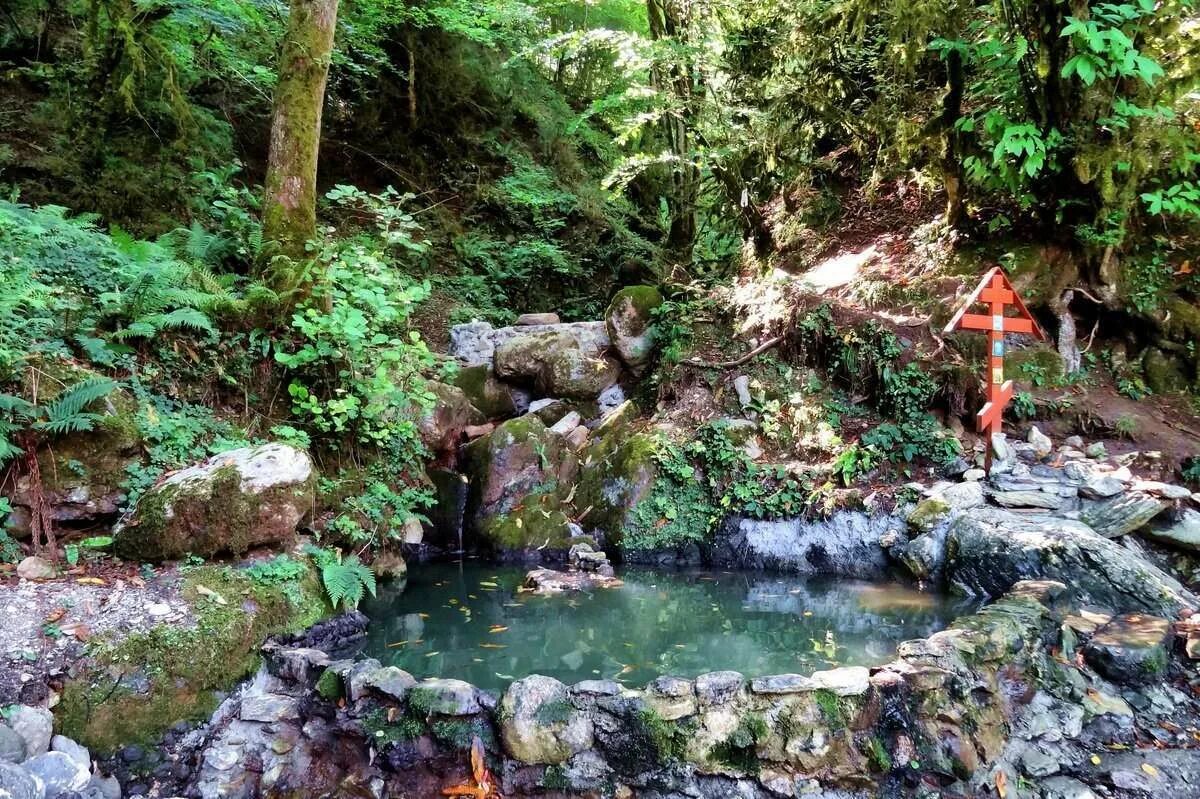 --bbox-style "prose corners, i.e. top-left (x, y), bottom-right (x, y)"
top-left (113, 443), bottom-right (316, 562)
top-left (452, 365), bottom-right (518, 419)
top-left (56, 564), bottom-right (328, 752)
top-left (907, 498), bottom-right (950, 533)
top-left (495, 330), bottom-right (620, 400)
top-left (606, 285), bottom-right (664, 370)
top-left (464, 416), bottom-right (579, 554)
top-left (1141, 348), bottom-right (1191, 394)
top-left (1161, 297), bottom-right (1200, 344)
top-left (571, 403), bottom-right (658, 549)
top-left (1005, 346), bottom-right (1064, 387)
top-left (417, 380), bottom-right (485, 458)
